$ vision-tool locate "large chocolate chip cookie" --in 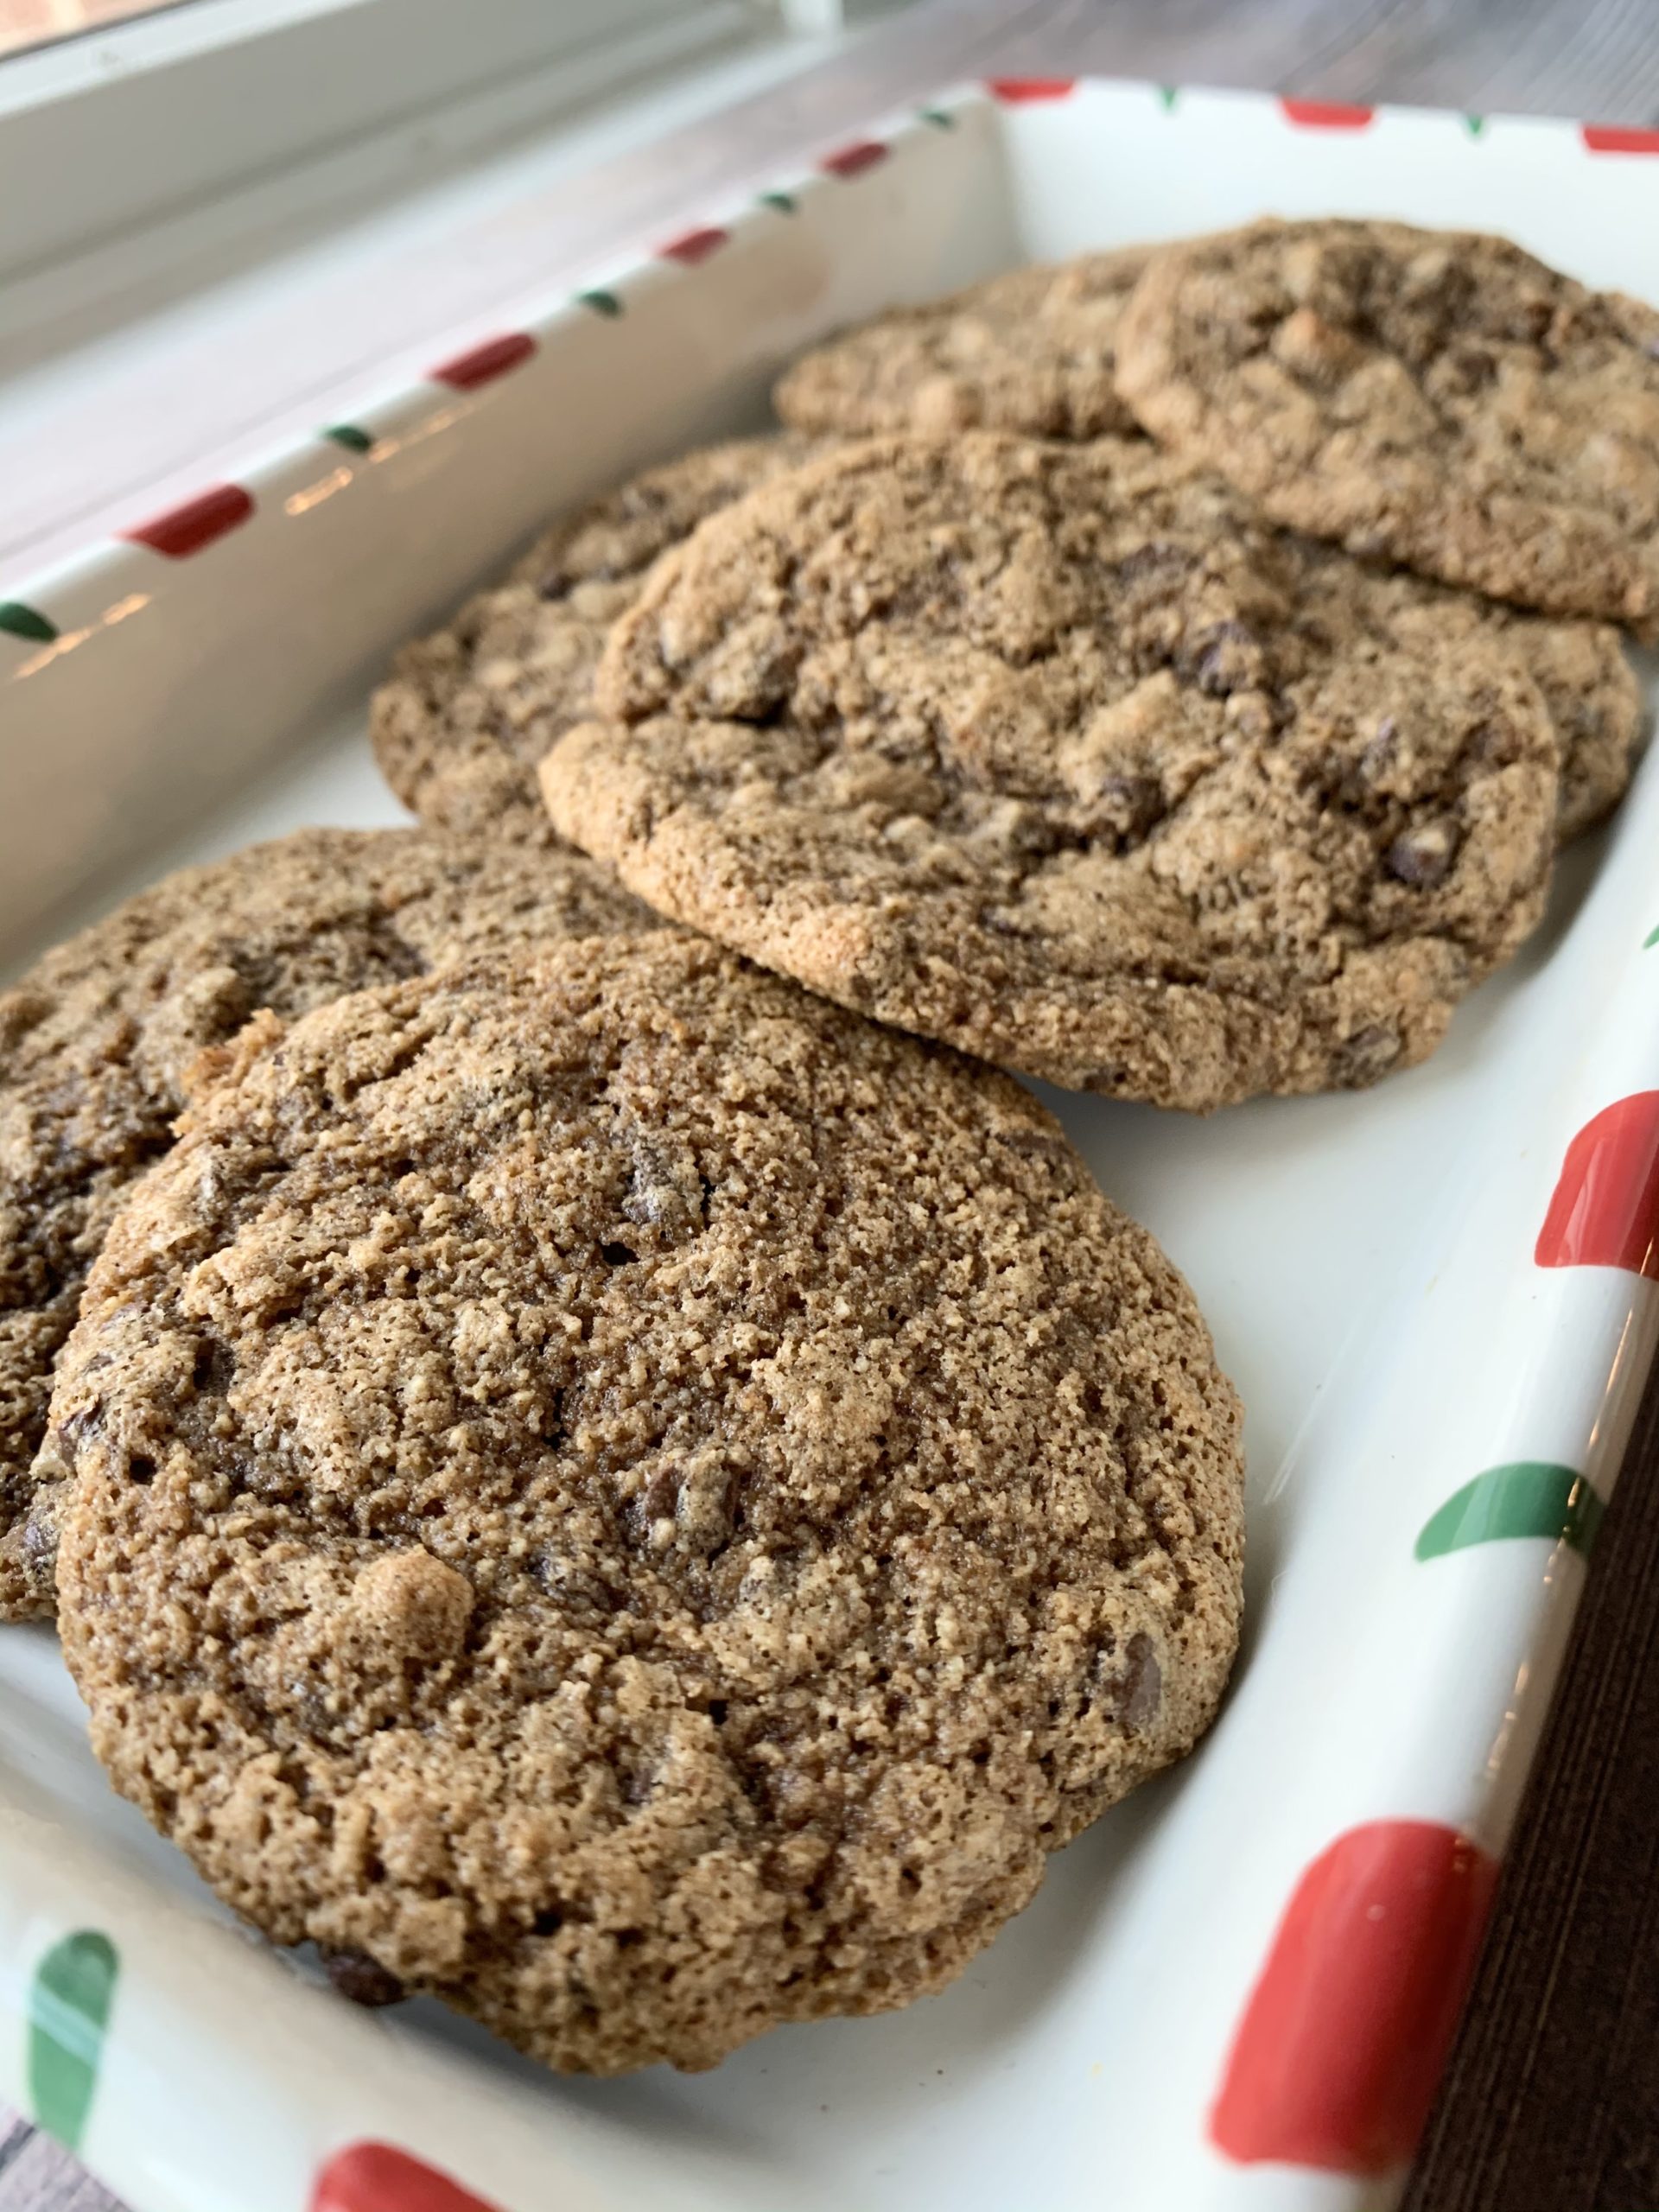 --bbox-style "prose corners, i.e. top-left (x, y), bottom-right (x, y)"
top-left (1116, 217), bottom-right (1659, 638)
top-left (544, 434), bottom-right (1563, 1109)
top-left (50, 934), bottom-right (1243, 2074)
